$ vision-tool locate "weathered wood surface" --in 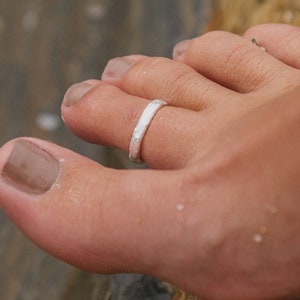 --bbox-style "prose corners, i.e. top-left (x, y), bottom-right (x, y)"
top-left (0, 1), bottom-right (210, 299)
